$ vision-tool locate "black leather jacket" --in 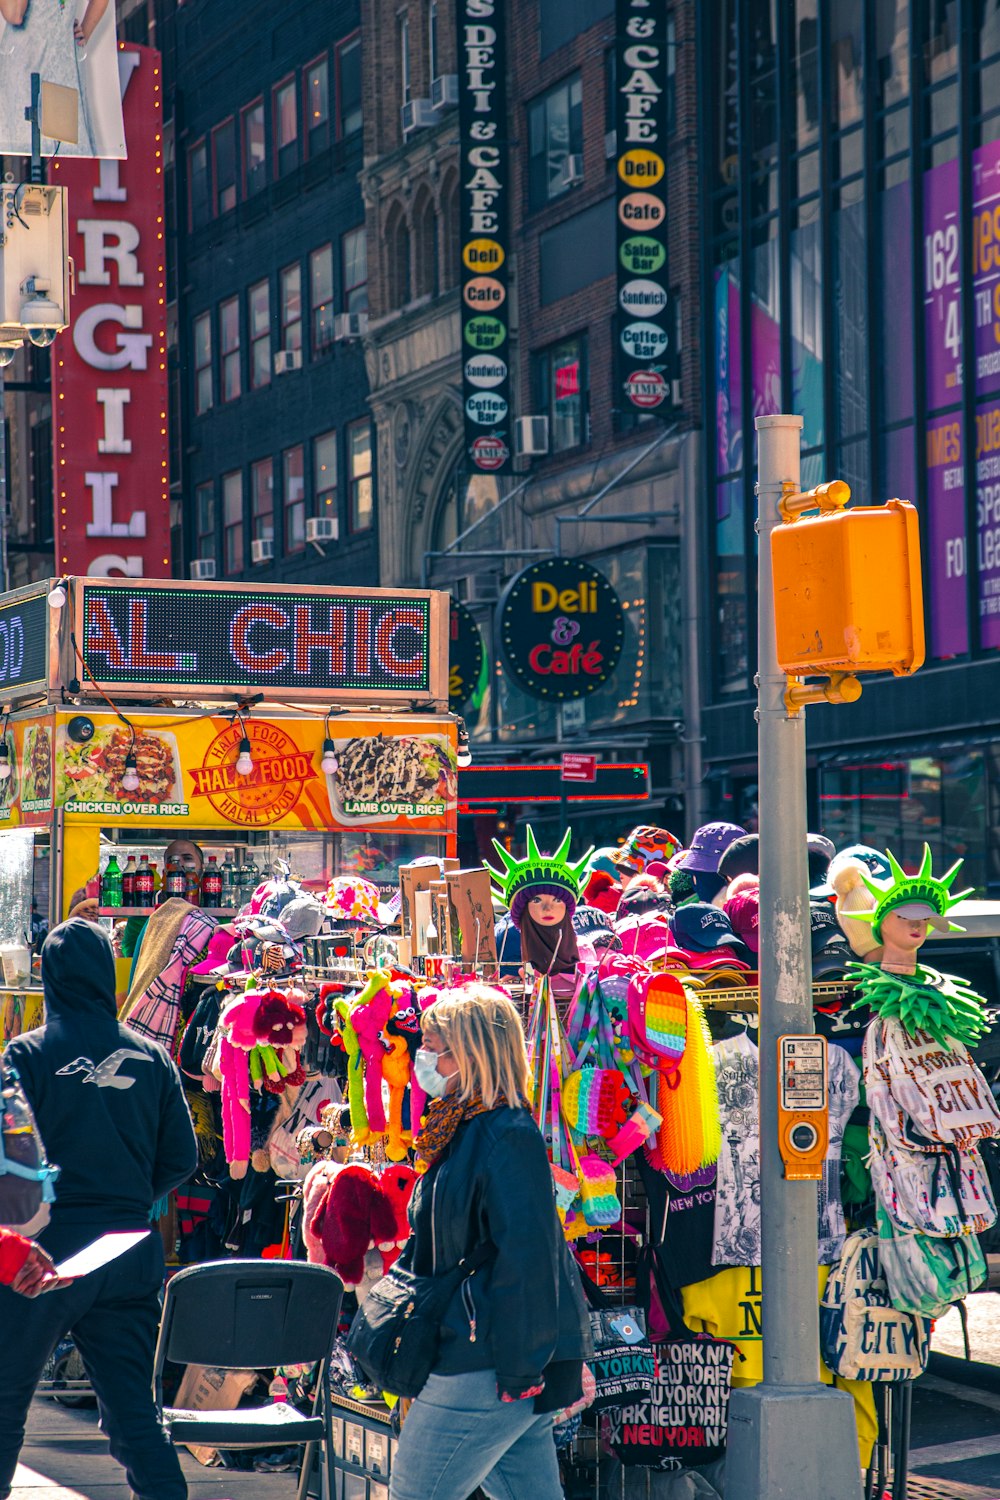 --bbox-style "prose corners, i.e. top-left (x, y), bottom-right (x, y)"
top-left (407, 1106), bottom-right (592, 1398)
